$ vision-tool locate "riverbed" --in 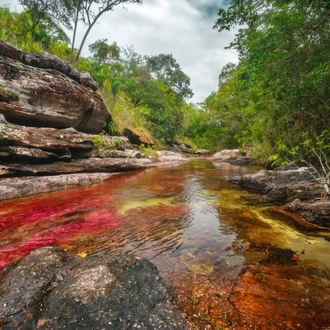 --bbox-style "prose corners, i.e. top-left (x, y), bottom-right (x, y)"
top-left (1, 160), bottom-right (330, 329)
